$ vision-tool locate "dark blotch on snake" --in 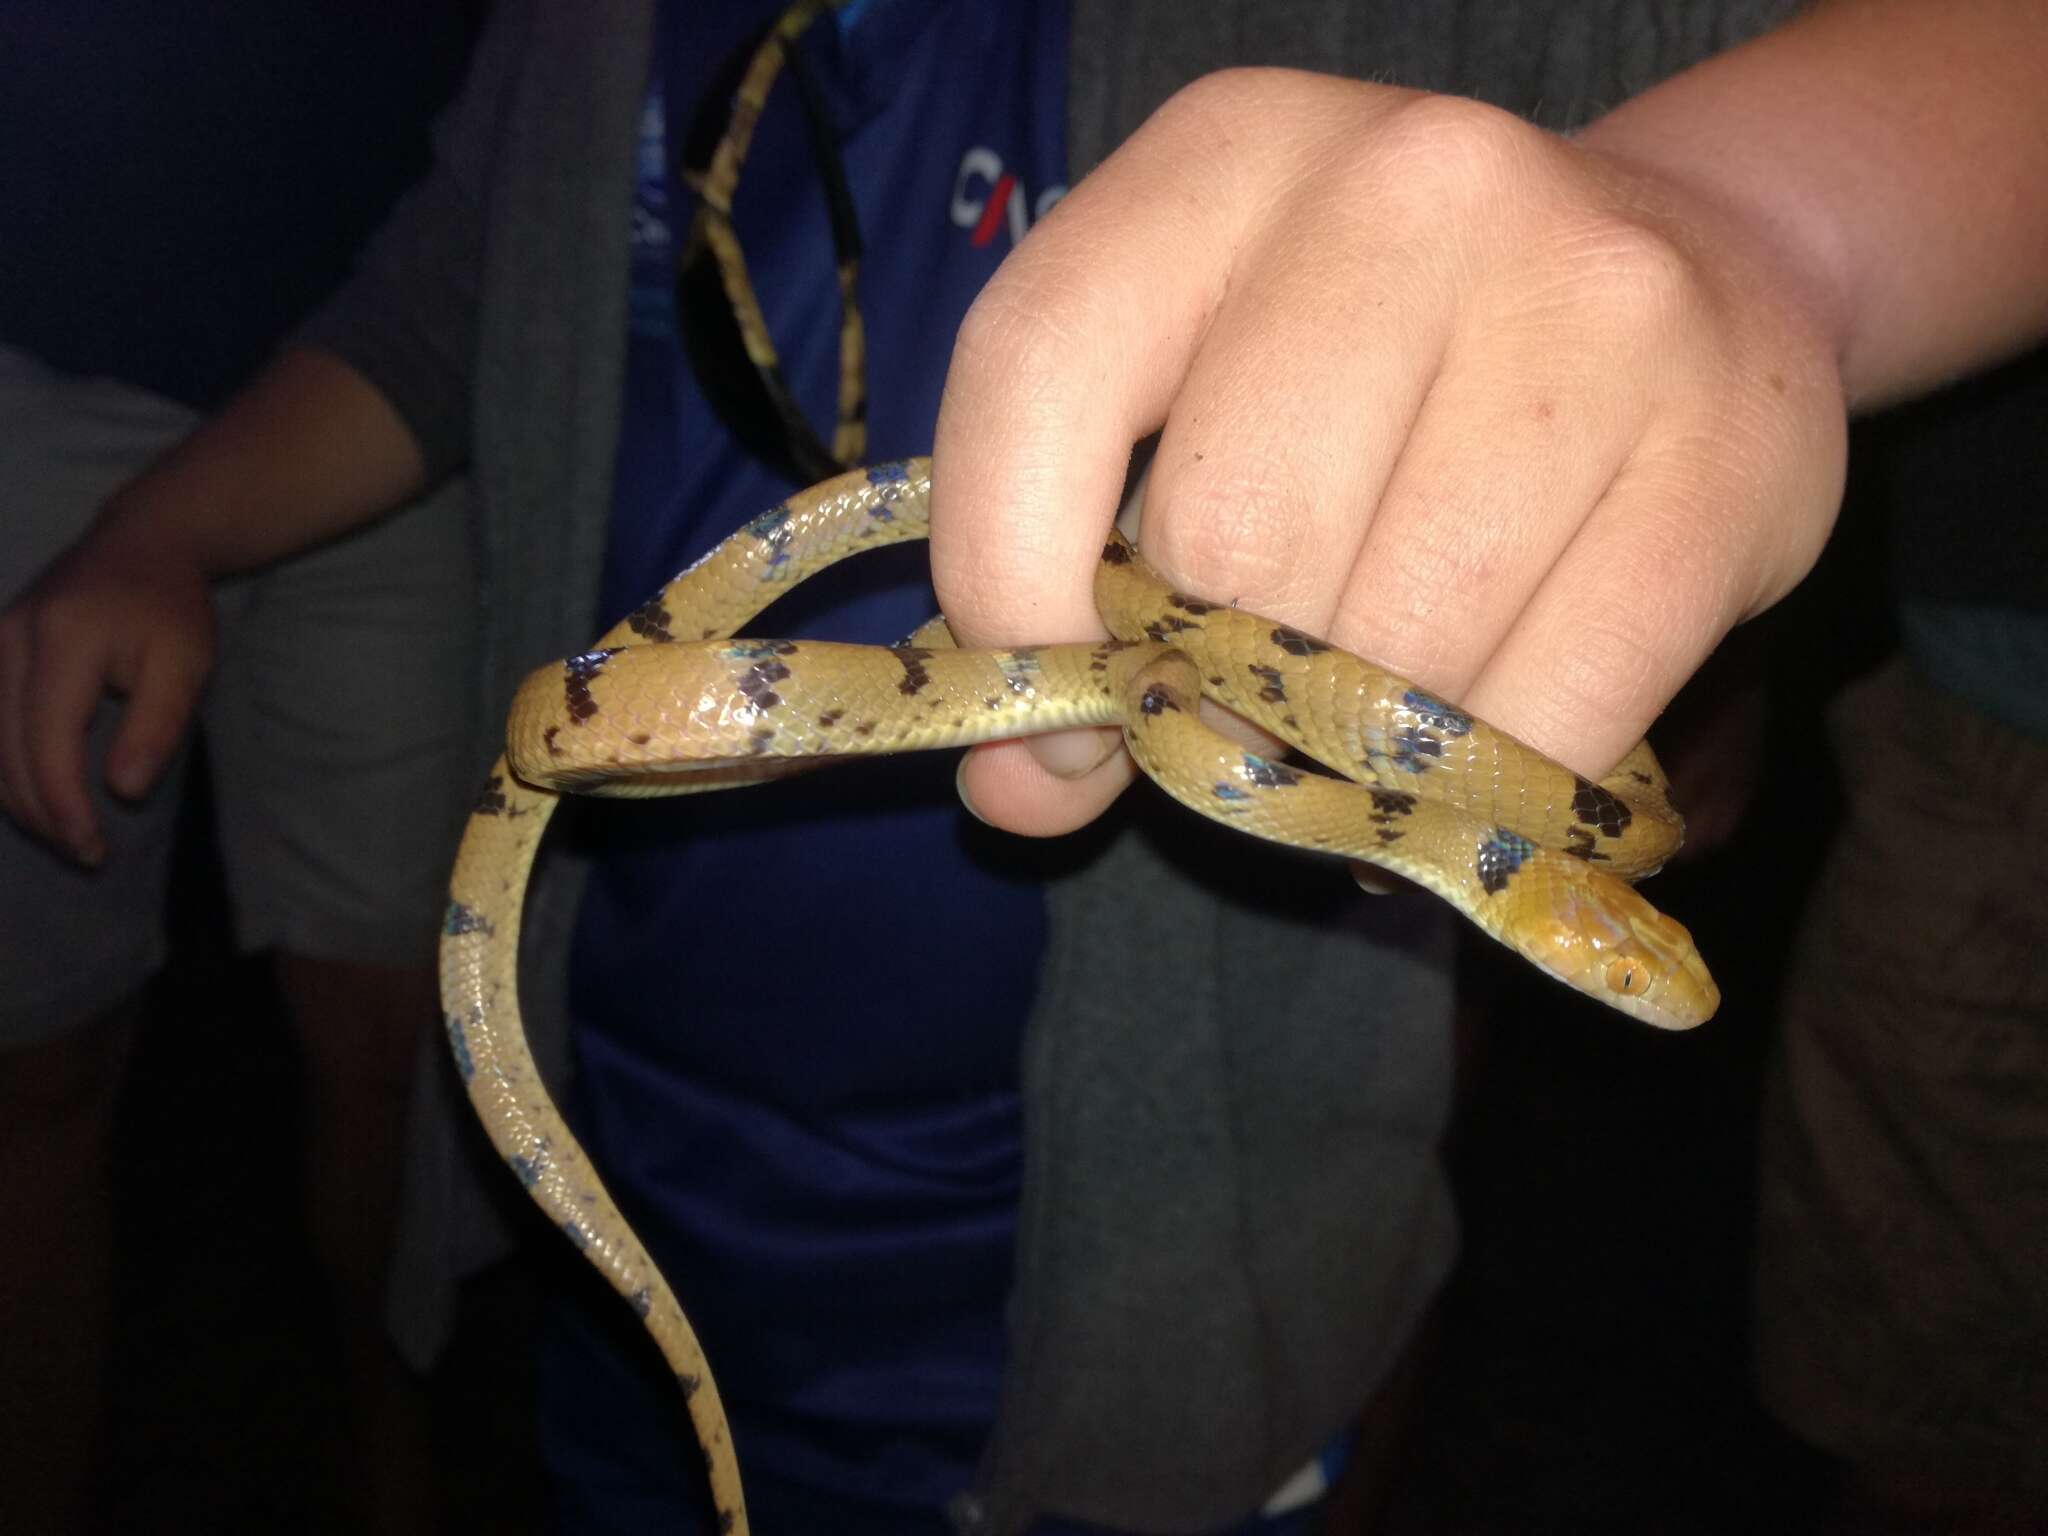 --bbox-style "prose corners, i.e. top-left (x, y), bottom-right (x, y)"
top-left (1138, 682), bottom-right (1180, 716)
top-left (1369, 788), bottom-right (1417, 819)
top-left (563, 650), bottom-right (612, 724)
top-left (1477, 828), bottom-right (1538, 896)
top-left (1088, 638), bottom-right (1141, 672)
top-left (626, 594), bottom-right (674, 643)
top-left (894, 646), bottom-right (936, 696)
top-left (1242, 754), bottom-right (1302, 789)
top-left (1272, 625), bottom-right (1330, 657)
top-left (1402, 688), bottom-right (1472, 737)
top-left (1391, 727), bottom-right (1444, 773)
top-left (1248, 664), bottom-right (1287, 704)
top-left (1571, 775), bottom-right (1632, 840)
top-left (444, 1012), bottom-right (475, 1081)
top-left (474, 775), bottom-right (507, 816)
top-left (443, 901), bottom-right (492, 938)
top-left (737, 659), bottom-right (791, 713)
